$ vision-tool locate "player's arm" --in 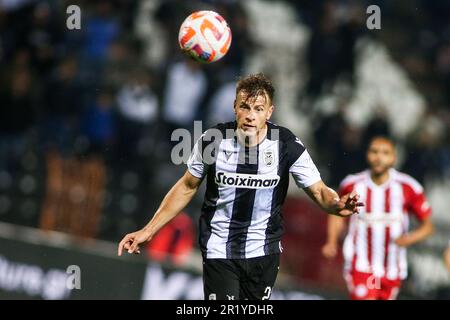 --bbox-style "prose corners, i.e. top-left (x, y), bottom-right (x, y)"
top-left (287, 138), bottom-right (362, 217)
top-left (444, 244), bottom-right (450, 273)
top-left (395, 187), bottom-right (434, 247)
top-left (395, 216), bottom-right (434, 247)
top-left (118, 170), bottom-right (202, 256)
top-left (321, 179), bottom-right (354, 258)
top-left (321, 215), bottom-right (346, 259)
top-left (304, 180), bottom-right (363, 217)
